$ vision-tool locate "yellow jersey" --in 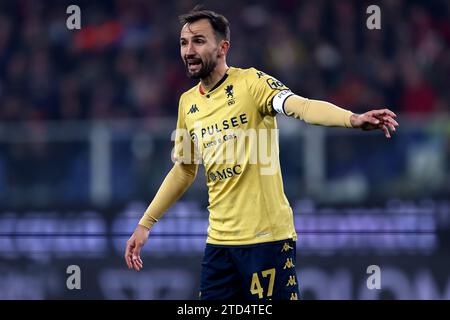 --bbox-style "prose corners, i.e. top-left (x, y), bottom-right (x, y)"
top-left (174, 67), bottom-right (297, 245)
